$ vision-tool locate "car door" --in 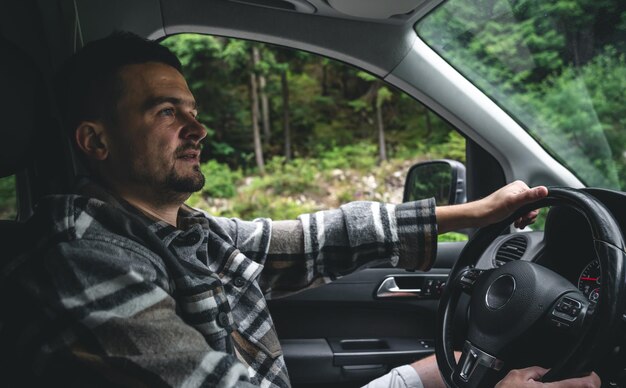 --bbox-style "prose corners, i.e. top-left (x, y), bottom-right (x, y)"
top-left (268, 243), bottom-right (465, 387)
